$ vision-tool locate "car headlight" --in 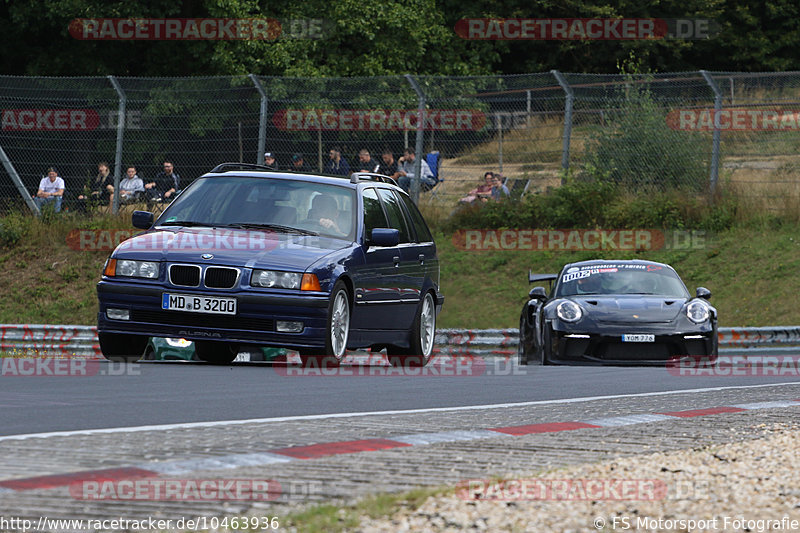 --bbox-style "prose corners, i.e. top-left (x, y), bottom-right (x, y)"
top-left (686, 300), bottom-right (710, 323)
top-left (252, 269), bottom-right (302, 289)
top-left (556, 300), bottom-right (583, 322)
top-left (105, 259), bottom-right (159, 279)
